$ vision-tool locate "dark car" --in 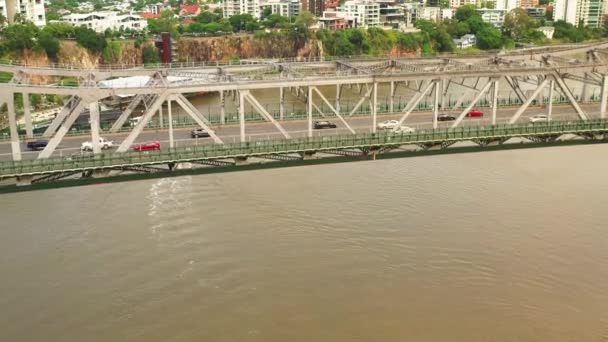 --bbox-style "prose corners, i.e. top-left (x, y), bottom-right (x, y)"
top-left (26, 140), bottom-right (48, 151)
top-left (314, 121), bottom-right (337, 129)
top-left (437, 114), bottom-right (456, 121)
top-left (191, 128), bottom-right (211, 138)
